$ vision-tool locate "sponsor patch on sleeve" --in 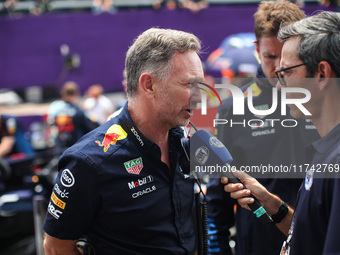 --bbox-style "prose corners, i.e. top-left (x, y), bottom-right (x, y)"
top-left (95, 124), bottom-right (127, 152)
top-left (51, 192), bottom-right (66, 210)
